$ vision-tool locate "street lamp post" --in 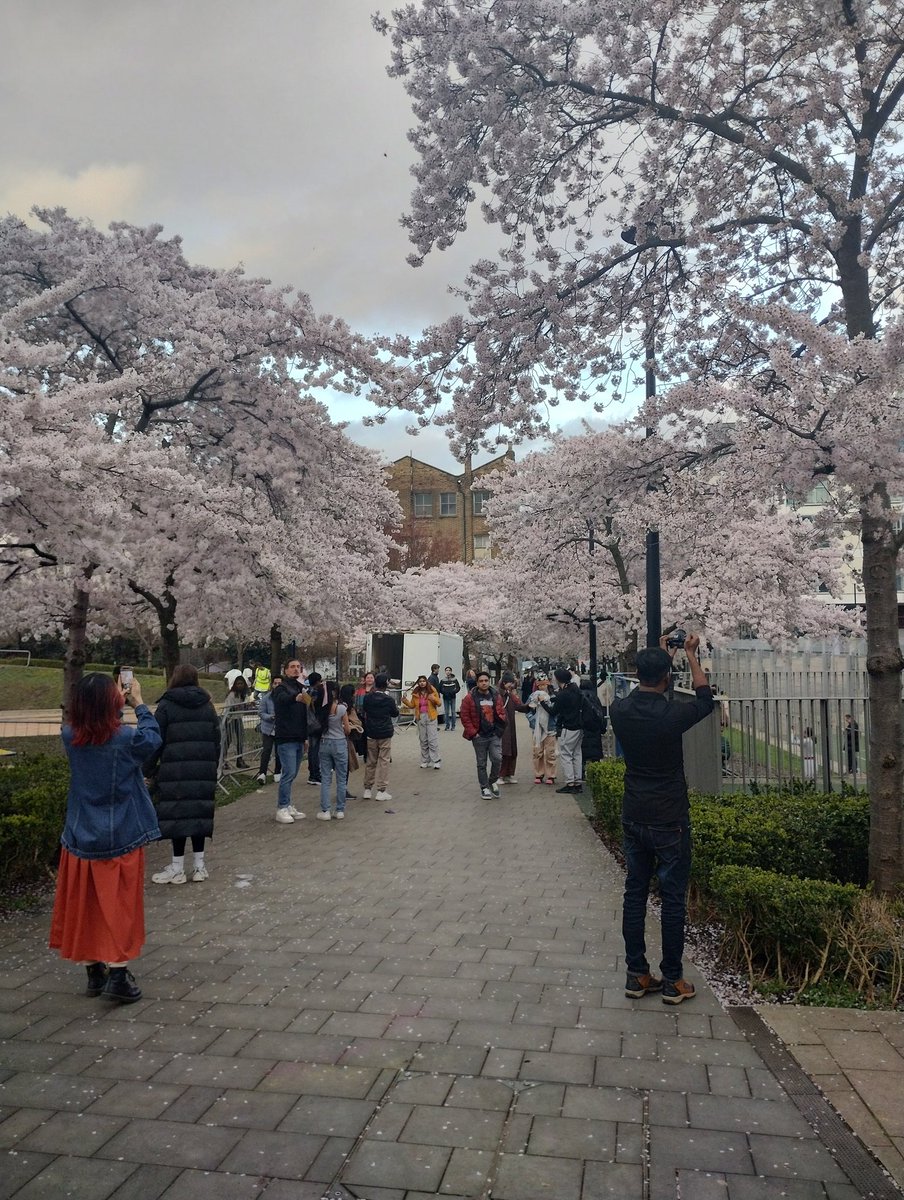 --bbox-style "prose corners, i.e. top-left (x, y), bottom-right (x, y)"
top-left (588, 519), bottom-right (598, 681)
